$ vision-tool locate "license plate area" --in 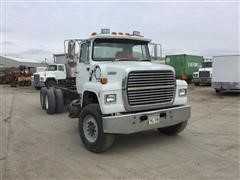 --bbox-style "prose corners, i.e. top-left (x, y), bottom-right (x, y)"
top-left (148, 114), bottom-right (160, 125)
top-left (148, 112), bottom-right (167, 125)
